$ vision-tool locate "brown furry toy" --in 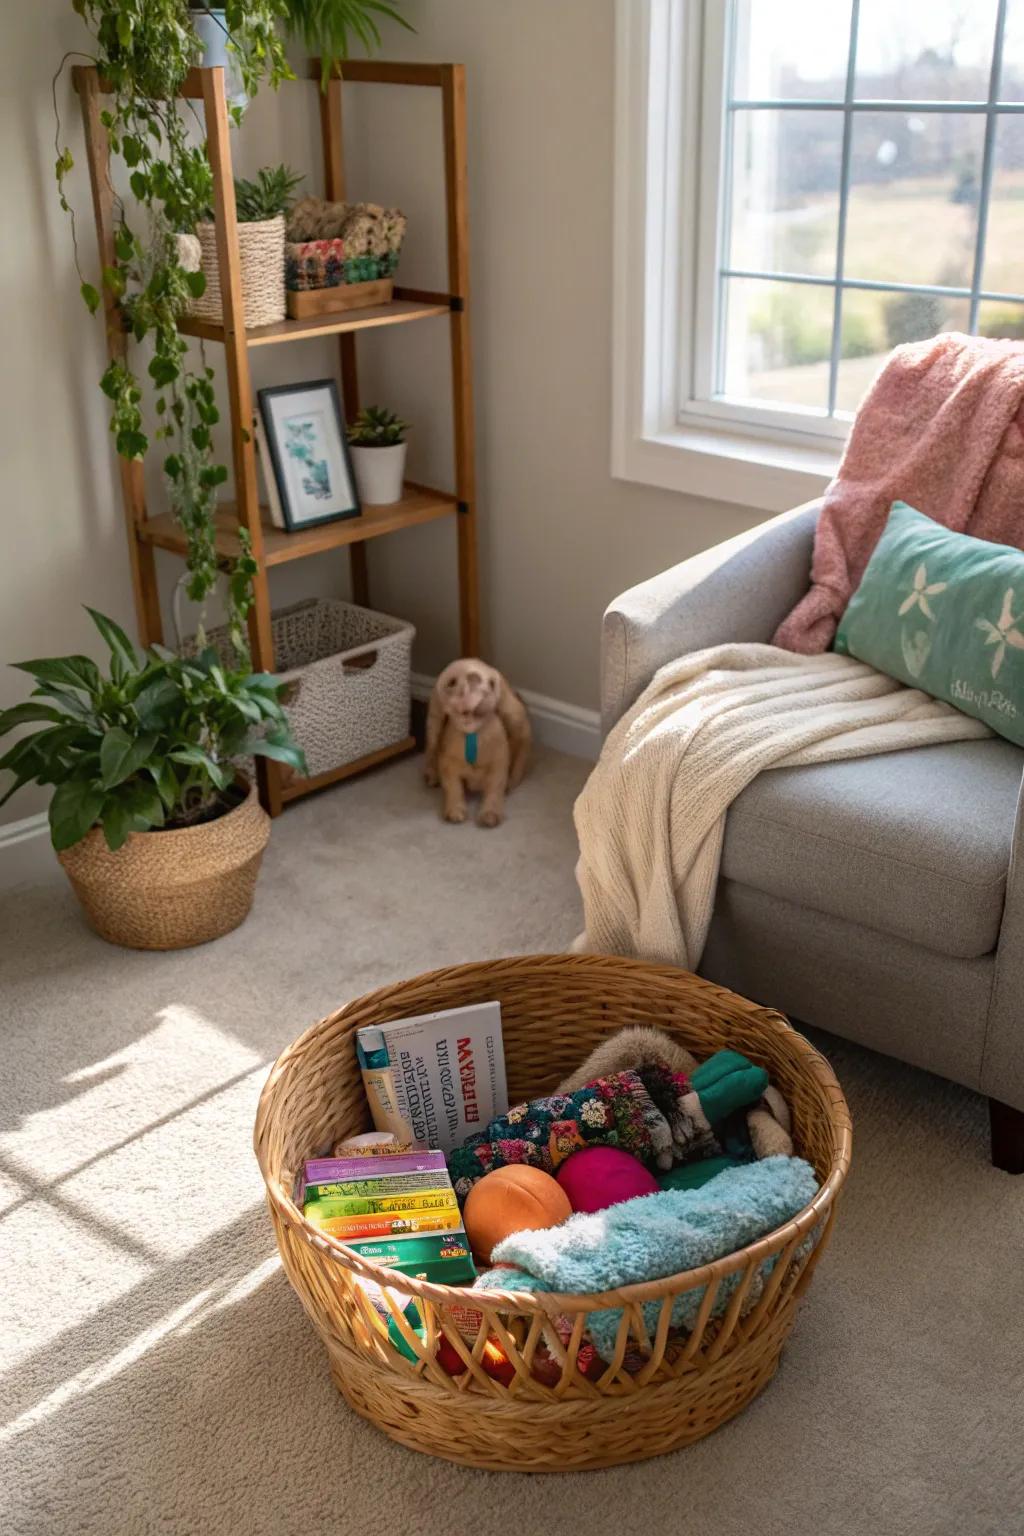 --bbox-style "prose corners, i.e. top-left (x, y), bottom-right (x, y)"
top-left (424, 659), bottom-right (531, 827)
